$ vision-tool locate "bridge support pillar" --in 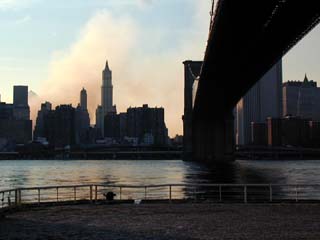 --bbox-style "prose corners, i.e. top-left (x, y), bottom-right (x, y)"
top-left (193, 109), bottom-right (235, 163)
